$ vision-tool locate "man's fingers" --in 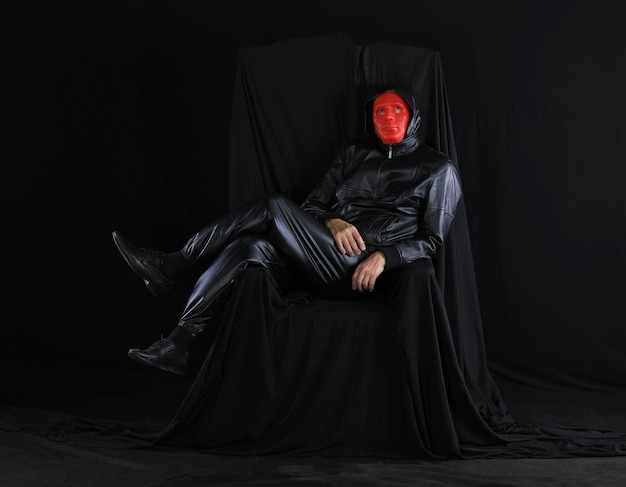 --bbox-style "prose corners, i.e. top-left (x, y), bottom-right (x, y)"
top-left (352, 276), bottom-right (374, 292)
top-left (351, 275), bottom-right (361, 291)
top-left (336, 239), bottom-right (347, 255)
top-left (354, 232), bottom-right (366, 251)
top-left (349, 228), bottom-right (366, 251)
top-left (352, 270), bottom-right (376, 292)
top-left (338, 236), bottom-right (361, 256)
top-left (347, 229), bottom-right (366, 255)
top-left (352, 253), bottom-right (385, 292)
top-left (329, 222), bottom-right (366, 256)
top-left (346, 238), bottom-right (361, 256)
